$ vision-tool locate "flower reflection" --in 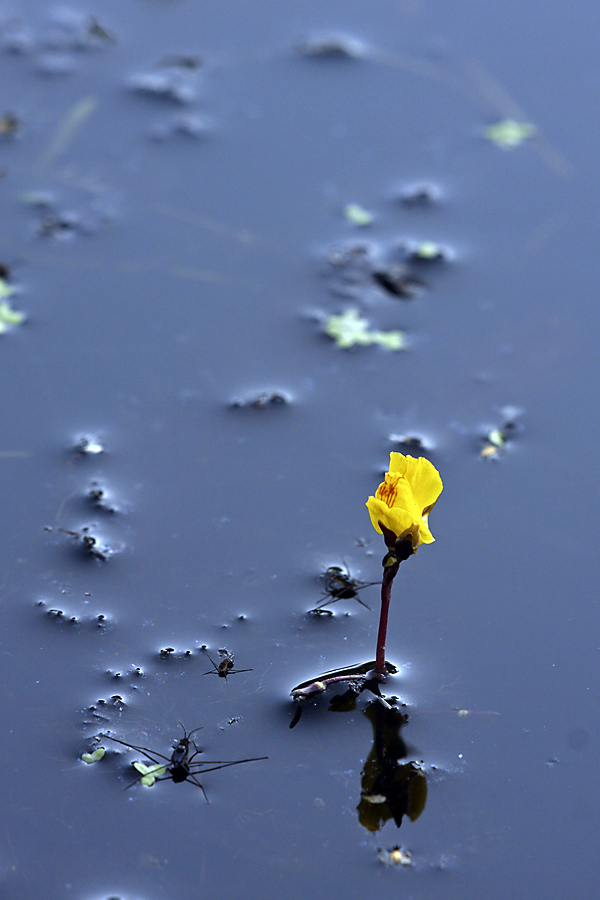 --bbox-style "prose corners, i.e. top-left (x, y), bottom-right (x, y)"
top-left (357, 699), bottom-right (427, 832)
